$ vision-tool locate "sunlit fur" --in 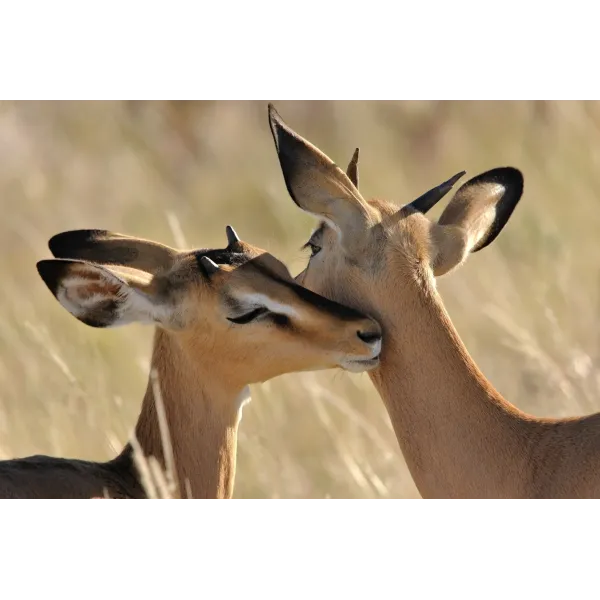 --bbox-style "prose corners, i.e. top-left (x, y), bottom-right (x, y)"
top-left (0, 228), bottom-right (381, 499)
top-left (269, 103), bottom-right (600, 499)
